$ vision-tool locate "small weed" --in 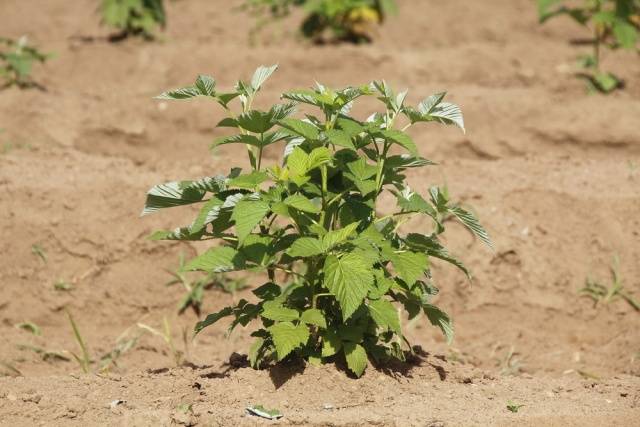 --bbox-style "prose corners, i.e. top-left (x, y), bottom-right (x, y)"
top-left (0, 36), bottom-right (50, 89)
top-left (628, 160), bottom-right (638, 180)
top-left (31, 244), bottom-right (47, 264)
top-left (576, 369), bottom-right (601, 380)
top-left (166, 253), bottom-right (249, 315)
top-left (138, 317), bottom-right (184, 366)
top-left (0, 361), bottom-right (22, 377)
top-left (0, 141), bottom-right (34, 155)
top-left (99, 327), bottom-right (142, 372)
top-left (66, 310), bottom-right (92, 373)
top-left (494, 345), bottom-right (524, 376)
top-left (17, 344), bottom-right (70, 362)
top-left (15, 321), bottom-right (41, 336)
top-left (54, 279), bottom-right (74, 292)
top-left (581, 256), bottom-right (639, 311)
top-left (506, 401), bottom-right (524, 413)
top-left (176, 403), bottom-right (194, 414)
